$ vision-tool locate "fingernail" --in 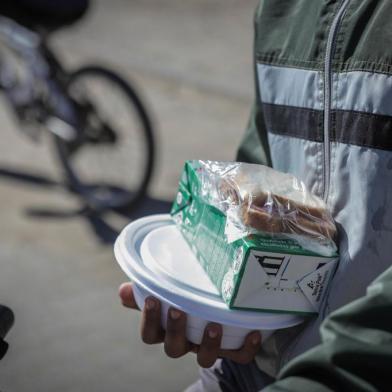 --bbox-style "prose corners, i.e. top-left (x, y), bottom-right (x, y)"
top-left (170, 309), bottom-right (181, 320)
top-left (252, 335), bottom-right (260, 345)
top-left (145, 298), bottom-right (156, 310)
top-left (208, 329), bottom-right (218, 339)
